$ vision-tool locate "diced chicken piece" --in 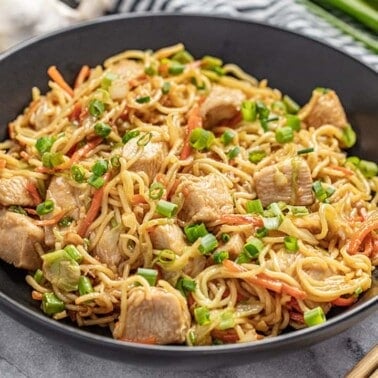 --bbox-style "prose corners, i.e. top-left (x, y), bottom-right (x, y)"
top-left (200, 85), bottom-right (245, 128)
top-left (29, 98), bottom-right (55, 130)
top-left (0, 210), bottom-right (43, 270)
top-left (44, 176), bottom-right (82, 247)
top-left (149, 224), bottom-right (187, 254)
top-left (300, 89), bottom-right (348, 129)
top-left (176, 173), bottom-right (233, 223)
top-left (123, 286), bottom-right (190, 344)
top-left (183, 255), bottom-right (207, 277)
top-left (0, 176), bottom-right (36, 207)
top-left (107, 60), bottom-right (144, 100)
top-left (91, 226), bottom-right (123, 269)
top-left (220, 233), bottom-right (245, 259)
top-left (122, 136), bottom-right (167, 183)
top-left (254, 158), bottom-right (314, 207)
